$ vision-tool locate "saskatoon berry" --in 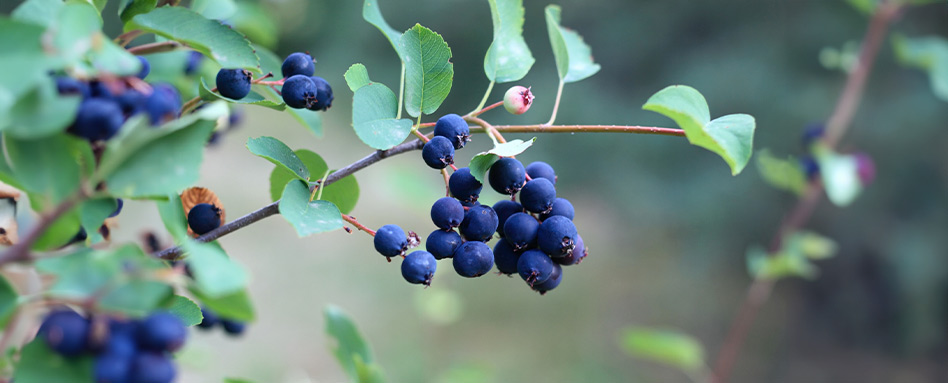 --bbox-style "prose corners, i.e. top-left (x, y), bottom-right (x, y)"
top-left (459, 205), bottom-right (498, 242)
top-left (109, 199), bottom-right (124, 218)
top-left (281, 75), bottom-right (318, 109)
top-left (281, 52), bottom-right (316, 78)
top-left (520, 178), bottom-right (557, 214)
top-left (136, 311), bottom-right (187, 352)
top-left (221, 319), bottom-right (246, 336)
top-left (307, 76), bottom-right (334, 111)
top-left (492, 200), bottom-right (524, 237)
top-left (493, 239), bottom-right (521, 275)
top-left (136, 56), bottom-right (151, 79)
top-left (430, 197), bottom-right (464, 229)
top-left (401, 250), bottom-right (438, 286)
top-left (540, 198), bottom-right (575, 221)
top-left (801, 122), bottom-right (825, 147)
top-left (452, 241), bottom-right (494, 278)
top-left (800, 156), bottom-right (820, 181)
top-left (554, 233), bottom-right (586, 266)
top-left (100, 320), bottom-right (137, 356)
top-left (196, 306), bottom-right (219, 330)
top-left (94, 354), bottom-right (132, 383)
top-left (488, 157), bottom-right (527, 195)
top-left (184, 51), bottom-right (204, 75)
top-left (55, 76), bottom-right (90, 98)
top-left (89, 80), bottom-right (113, 98)
top-left (517, 249), bottom-right (555, 286)
top-left (71, 98), bottom-right (124, 141)
top-left (116, 90), bottom-right (145, 117)
top-left (532, 263), bottom-right (563, 294)
top-left (525, 161), bottom-right (556, 185)
top-left (426, 229), bottom-right (462, 260)
top-left (449, 167), bottom-right (483, 203)
top-left (503, 212), bottom-right (539, 251)
top-left (216, 68), bottom-right (253, 100)
top-left (422, 136), bottom-right (455, 169)
top-left (374, 224), bottom-right (408, 258)
top-left (537, 216), bottom-right (577, 258)
top-left (39, 309), bottom-right (90, 357)
top-left (434, 114), bottom-right (471, 149)
top-left (187, 203), bottom-right (222, 235)
top-left (503, 85), bottom-right (535, 115)
top-left (129, 352), bottom-right (176, 383)
top-left (145, 84), bottom-right (181, 125)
